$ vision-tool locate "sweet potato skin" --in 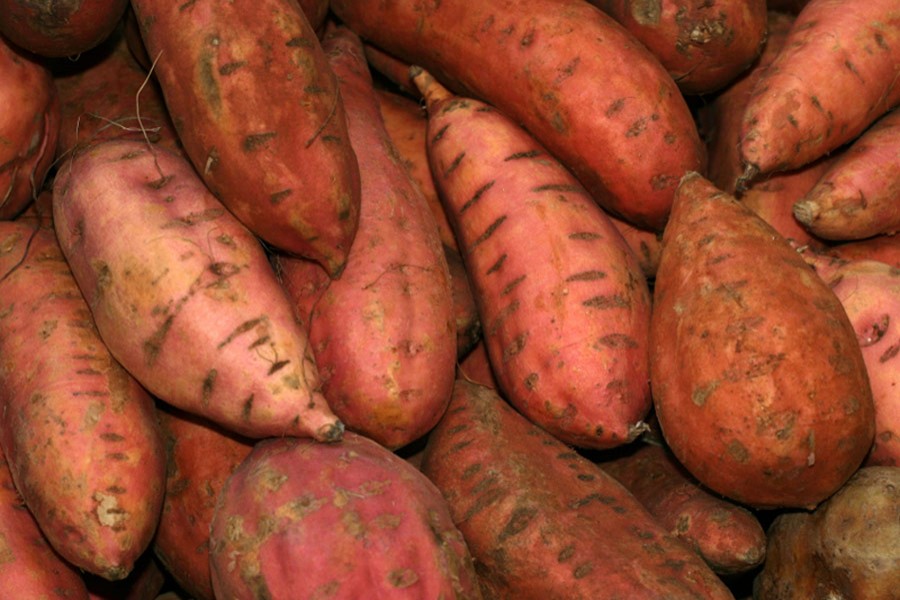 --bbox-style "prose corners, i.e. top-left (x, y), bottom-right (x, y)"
top-left (0, 0), bottom-right (128, 58)
top-left (420, 379), bottom-right (734, 599)
top-left (589, 0), bottom-right (768, 95)
top-left (131, 0), bottom-right (361, 276)
top-left (649, 172), bottom-right (875, 509)
top-left (827, 234), bottom-right (900, 268)
top-left (331, 0), bottom-right (706, 231)
top-left (52, 139), bottom-right (343, 442)
top-left (209, 432), bottom-right (483, 599)
top-left (0, 220), bottom-right (166, 581)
